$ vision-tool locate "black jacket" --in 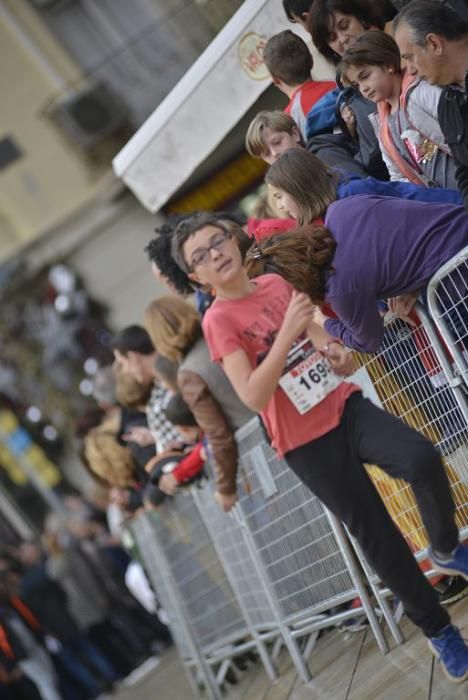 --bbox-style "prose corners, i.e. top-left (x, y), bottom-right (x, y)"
top-left (118, 408), bottom-right (154, 482)
top-left (19, 565), bottom-right (79, 644)
top-left (438, 77), bottom-right (468, 209)
top-left (0, 611), bottom-right (28, 670)
top-left (340, 89), bottom-right (390, 180)
top-left (307, 133), bottom-right (370, 178)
